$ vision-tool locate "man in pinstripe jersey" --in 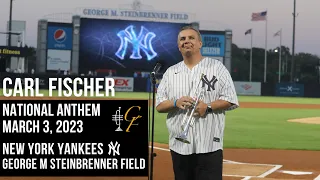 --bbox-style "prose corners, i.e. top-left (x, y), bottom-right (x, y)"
top-left (156, 26), bottom-right (239, 180)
